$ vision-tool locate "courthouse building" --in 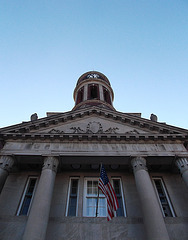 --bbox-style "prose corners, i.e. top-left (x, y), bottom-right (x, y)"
top-left (0, 71), bottom-right (188, 240)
